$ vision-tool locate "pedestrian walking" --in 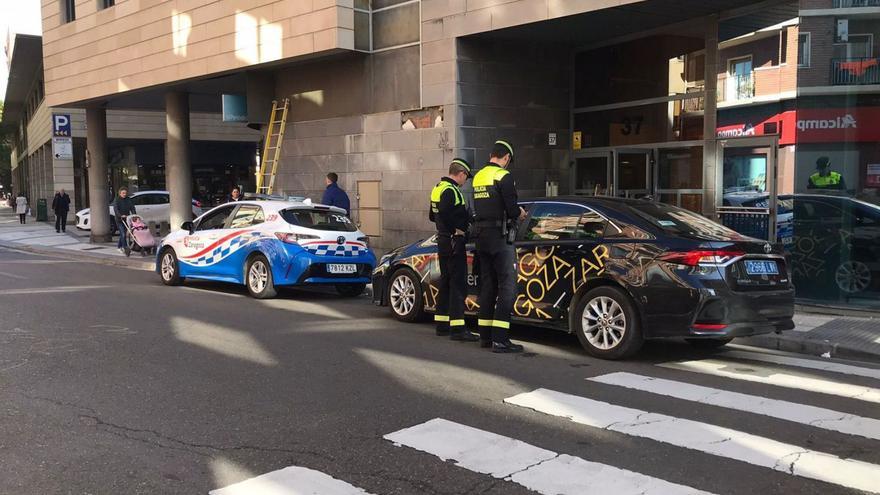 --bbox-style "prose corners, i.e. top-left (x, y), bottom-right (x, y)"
top-left (322, 173), bottom-right (351, 216)
top-left (228, 186), bottom-right (243, 202)
top-left (52, 189), bottom-right (71, 233)
top-left (113, 187), bottom-right (136, 255)
top-left (430, 158), bottom-right (480, 342)
top-left (472, 140), bottom-right (527, 353)
top-left (15, 193), bottom-right (28, 224)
